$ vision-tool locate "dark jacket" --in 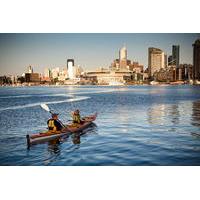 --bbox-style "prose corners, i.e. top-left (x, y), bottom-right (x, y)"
top-left (47, 119), bottom-right (63, 131)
